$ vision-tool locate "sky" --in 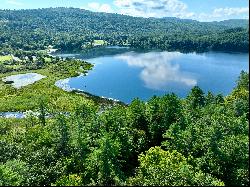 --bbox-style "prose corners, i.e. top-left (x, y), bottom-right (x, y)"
top-left (0, 0), bottom-right (249, 22)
